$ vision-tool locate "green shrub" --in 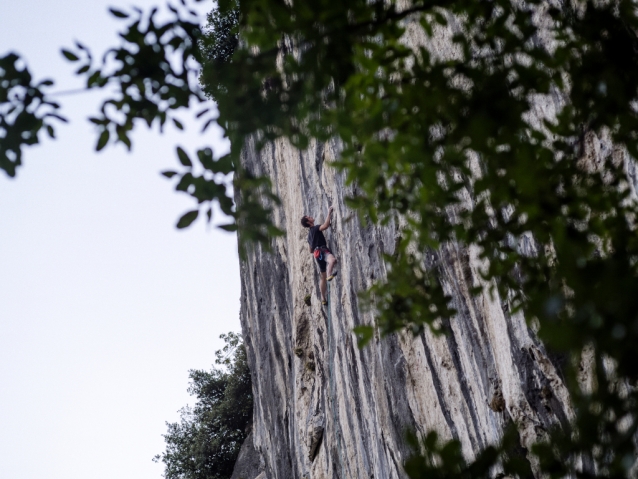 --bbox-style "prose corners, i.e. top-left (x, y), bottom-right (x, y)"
top-left (154, 332), bottom-right (253, 479)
